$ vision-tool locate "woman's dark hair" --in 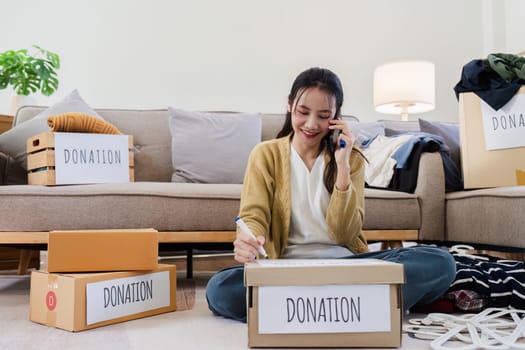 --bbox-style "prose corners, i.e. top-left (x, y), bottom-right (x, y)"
top-left (277, 67), bottom-right (344, 193)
